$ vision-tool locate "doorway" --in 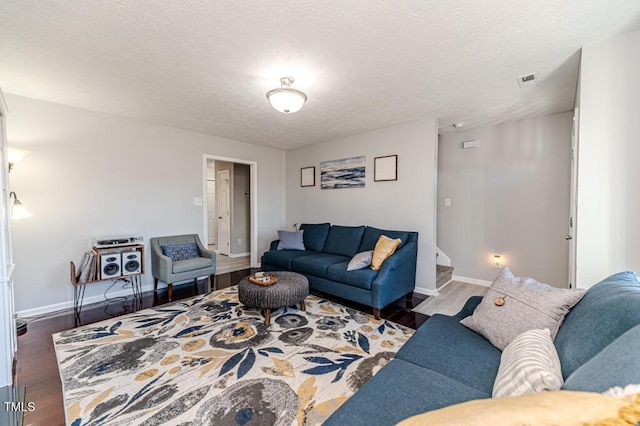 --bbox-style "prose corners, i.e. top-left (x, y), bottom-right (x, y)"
top-left (203, 155), bottom-right (258, 272)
